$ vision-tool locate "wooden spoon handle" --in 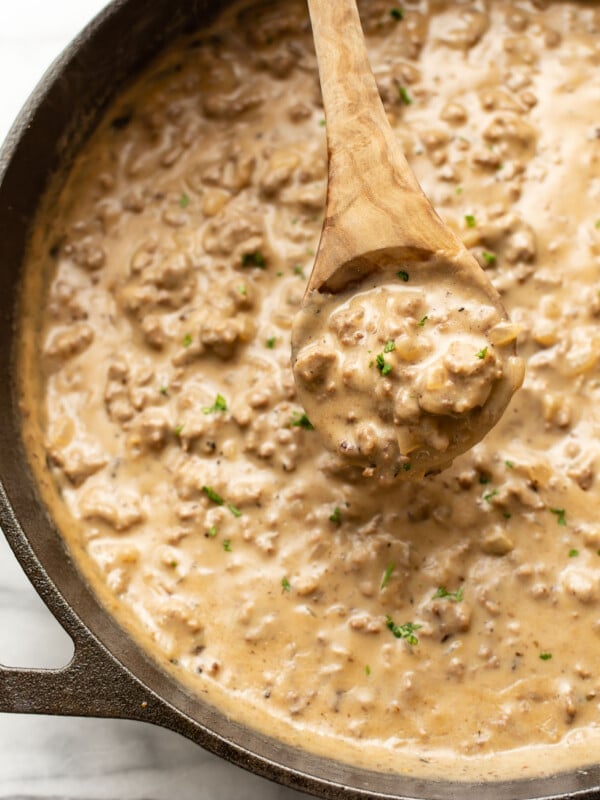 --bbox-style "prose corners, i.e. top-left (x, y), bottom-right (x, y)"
top-left (307, 0), bottom-right (422, 215)
top-left (307, 0), bottom-right (462, 292)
